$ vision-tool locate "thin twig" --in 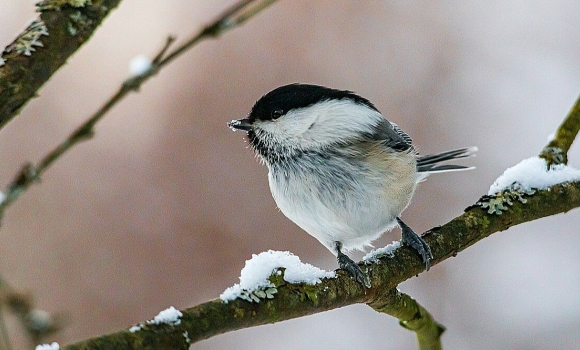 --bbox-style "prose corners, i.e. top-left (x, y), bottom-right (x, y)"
top-left (369, 289), bottom-right (445, 350)
top-left (0, 279), bottom-right (13, 350)
top-left (152, 36), bottom-right (176, 65)
top-left (154, 0), bottom-right (277, 69)
top-left (230, 0), bottom-right (278, 26)
top-left (540, 94), bottom-right (580, 165)
top-left (0, 276), bottom-right (62, 348)
top-left (0, 277), bottom-right (10, 350)
top-left (0, 0), bottom-right (279, 220)
top-left (0, 306), bottom-right (11, 350)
